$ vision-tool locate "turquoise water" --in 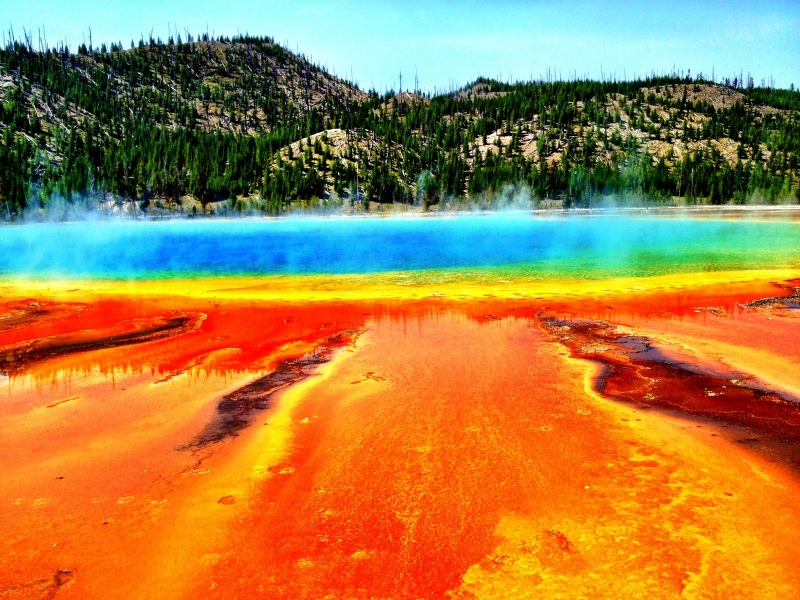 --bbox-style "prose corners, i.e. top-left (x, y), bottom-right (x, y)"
top-left (1, 215), bottom-right (799, 280)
